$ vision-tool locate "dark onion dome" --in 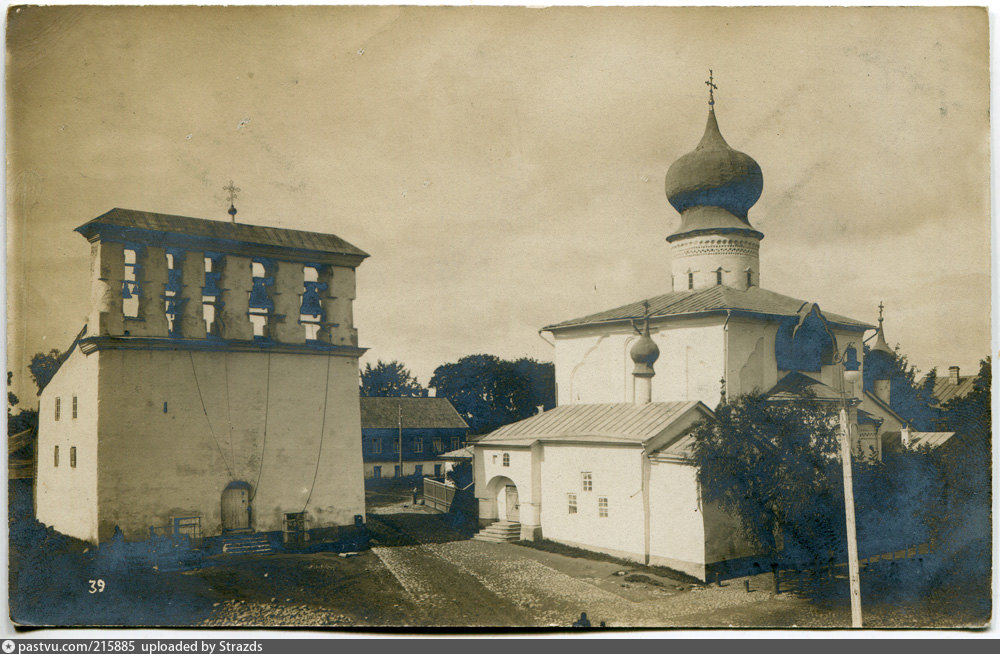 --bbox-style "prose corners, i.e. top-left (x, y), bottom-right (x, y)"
top-left (664, 108), bottom-right (764, 241)
top-left (630, 329), bottom-right (660, 377)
